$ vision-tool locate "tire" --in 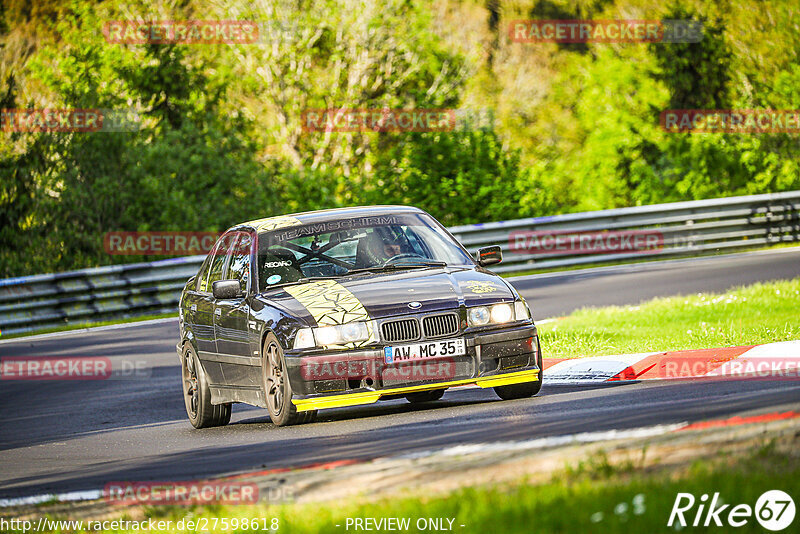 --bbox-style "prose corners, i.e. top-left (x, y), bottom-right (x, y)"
top-left (182, 344), bottom-right (231, 428)
top-left (406, 389), bottom-right (446, 403)
top-left (494, 335), bottom-right (543, 400)
top-left (262, 333), bottom-right (317, 426)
